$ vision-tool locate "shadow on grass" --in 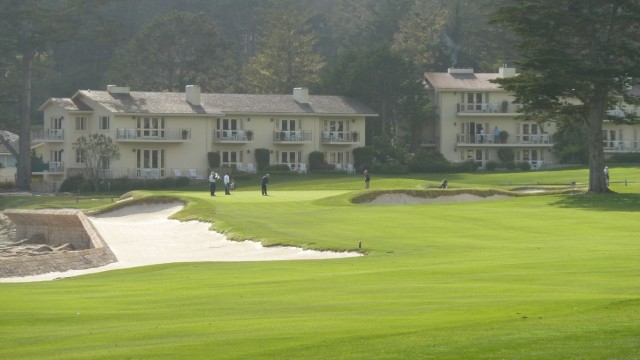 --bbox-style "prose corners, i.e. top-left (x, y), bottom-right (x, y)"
top-left (550, 193), bottom-right (640, 212)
